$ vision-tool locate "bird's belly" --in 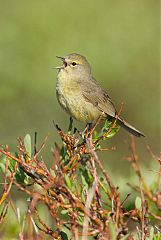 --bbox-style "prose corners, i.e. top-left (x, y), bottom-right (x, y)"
top-left (57, 87), bottom-right (100, 123)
